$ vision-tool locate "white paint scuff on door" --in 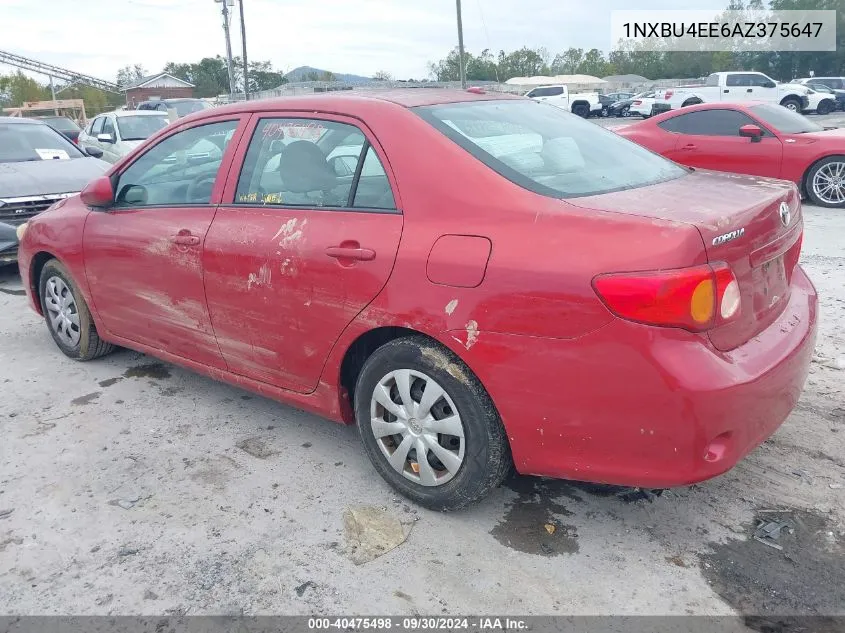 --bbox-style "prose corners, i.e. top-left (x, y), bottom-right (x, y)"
top-left (247, 263), bottom-right (272, 290)
top-left (276, 218), bottom-right (308, 248)
top-left (464, 320), bottom-right (479, 350)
